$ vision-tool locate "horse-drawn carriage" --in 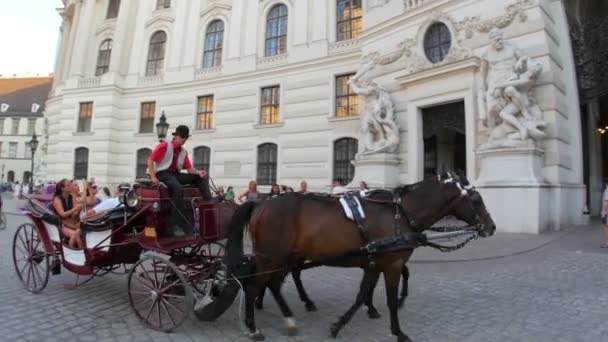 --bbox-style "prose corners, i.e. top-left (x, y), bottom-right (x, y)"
top-left (12, 180), bottom-right (239, 332)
